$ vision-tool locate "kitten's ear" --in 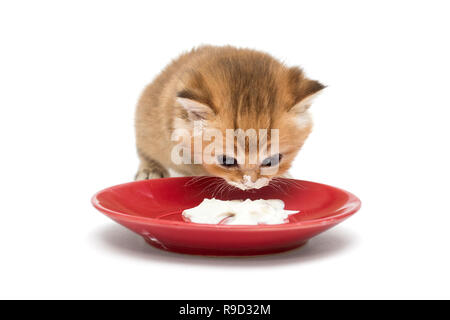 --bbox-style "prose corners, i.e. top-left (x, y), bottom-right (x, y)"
top-left (289, 87), bottom-right (324, 114)
top-left (288, 67), bottom-right (326, 114)
top-left (176, 97), bottom-right (214, 121)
